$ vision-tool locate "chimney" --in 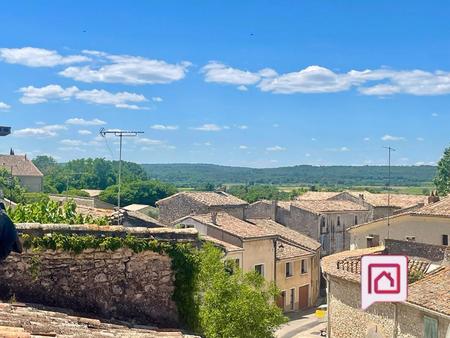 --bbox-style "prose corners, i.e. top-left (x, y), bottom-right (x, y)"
top-left (428, 191), bottom-right (440, 204)
top-left (211, 211), bottom-right (218, 225)
top-left (271, 200), bottom-right (278, 221)
top-left (359, 194), bottom-right (364, 200)
top-left (9, 148), bottom-right (14, 155)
